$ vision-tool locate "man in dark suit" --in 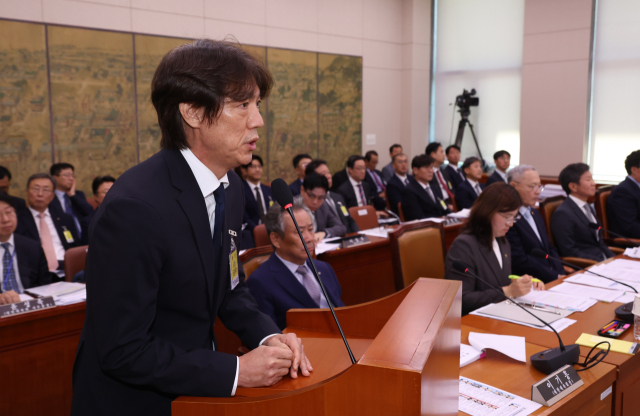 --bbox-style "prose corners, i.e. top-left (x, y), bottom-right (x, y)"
top-left (15, 173), bottom-right (79, 276)
top-left (381, 144), bottom-right (402, 183)
top-left (248, 199), bottom-right (344, 330)
top-left (336, 155), bottom-right (387, 212)
top-left (608, 150), bottom-right (640, 239)
top-left (552, 163), bottom-right (614, 261)
top-left (50, 162), bottom-right (95, 244)
top-left (0, 192), bottom-right (52, 305)
top-left (0, 166), bottom-right (27, 210)
top-left (306, 160), bottom-right (359, 234)
top-left (442, 145), bottom-right (465, 190)
top-left (288, 153), bottom-right (312, 196)
top-left (71, 39), bottom-right (310, 416)
top-left (507, 165), bottom-right (564, 283)
top-left (455, 157), bottom-right (486, 210)
top-left (486, 150), bottom-right (511, 186)
top-left (364, 150), bottom-right (386, 197)
top-left (427, 142), bottom-right (455, 210)
top-left (401, 155), bottom-right (450, 221)
top-left (385, 153), bottom-right (414, 215)
top-left (299, 173), bottom-right (346, 241)
top-left (241, 154), bottom-right (273, 234)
